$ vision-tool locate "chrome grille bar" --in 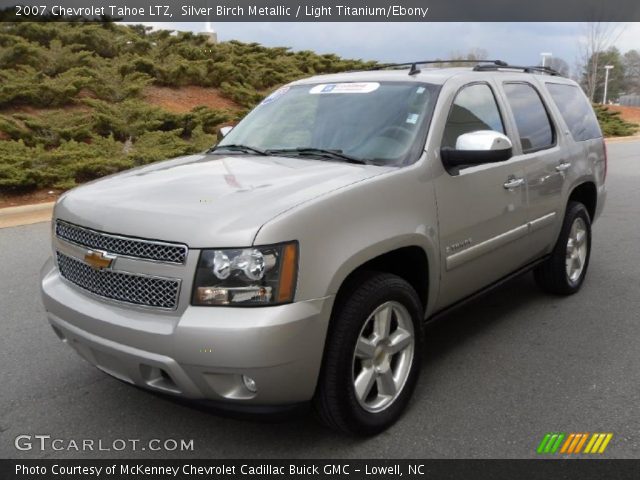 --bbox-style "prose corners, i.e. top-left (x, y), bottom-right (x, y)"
top-left (55, 220), bottom-right (188, 264)
top-left (56, 252), bottom-right (180, 310)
